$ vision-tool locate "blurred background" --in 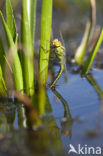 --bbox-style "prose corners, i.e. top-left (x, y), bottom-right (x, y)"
top-left (0, 0), bottom-right (103, 54)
